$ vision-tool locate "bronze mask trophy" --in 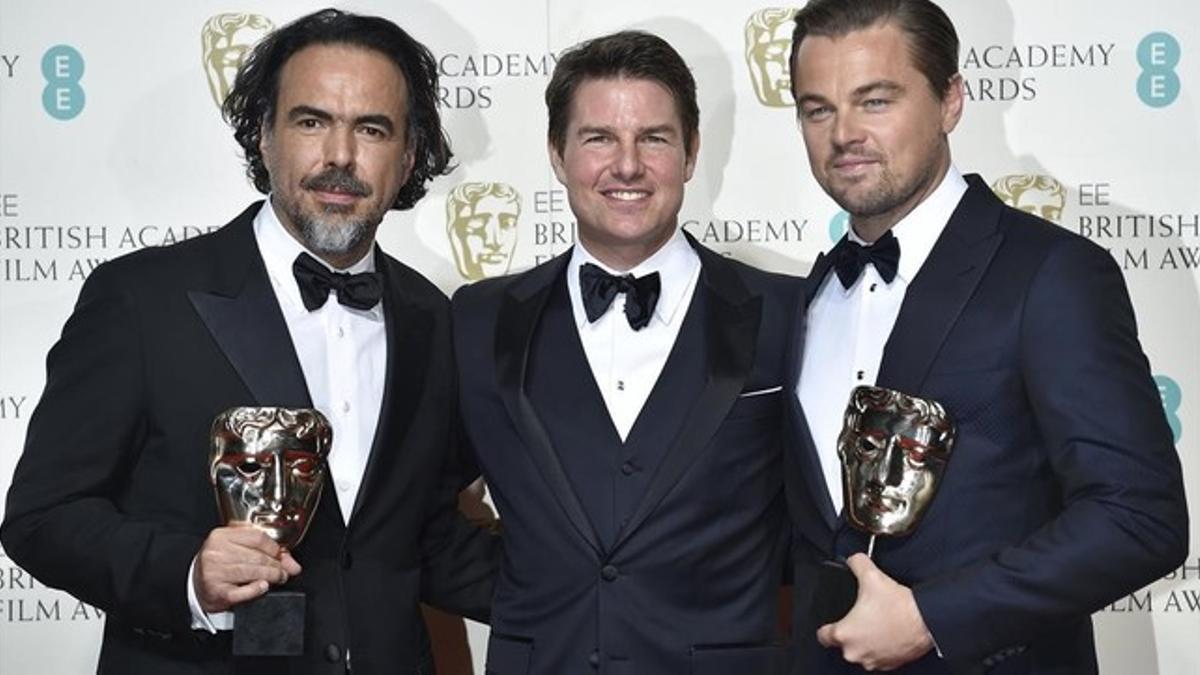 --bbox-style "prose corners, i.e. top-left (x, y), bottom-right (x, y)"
top-left (210, 407), bottom-right (332, 656)
top-left (813, 385), bottom-right (956, 625)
